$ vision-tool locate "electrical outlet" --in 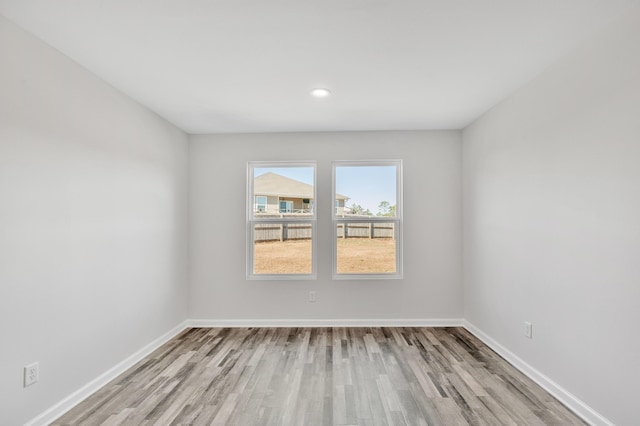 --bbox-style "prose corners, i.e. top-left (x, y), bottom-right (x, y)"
top-left (309, 291), bottom-right (316, 302)
top-left (24, 362), bottom-right (39, 387)
top-left (524, 322), bottom-right (533, 339)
